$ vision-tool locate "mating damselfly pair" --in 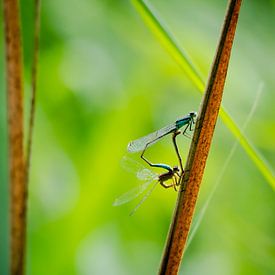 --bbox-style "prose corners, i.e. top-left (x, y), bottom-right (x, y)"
top-left (113, 111), bottom-right (197, 213)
